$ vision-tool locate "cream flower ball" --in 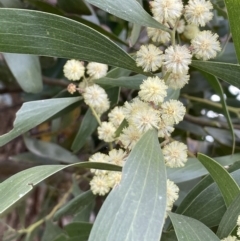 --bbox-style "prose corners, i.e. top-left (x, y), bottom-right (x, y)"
top-left (63, 59), bottom-right (85, 81)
